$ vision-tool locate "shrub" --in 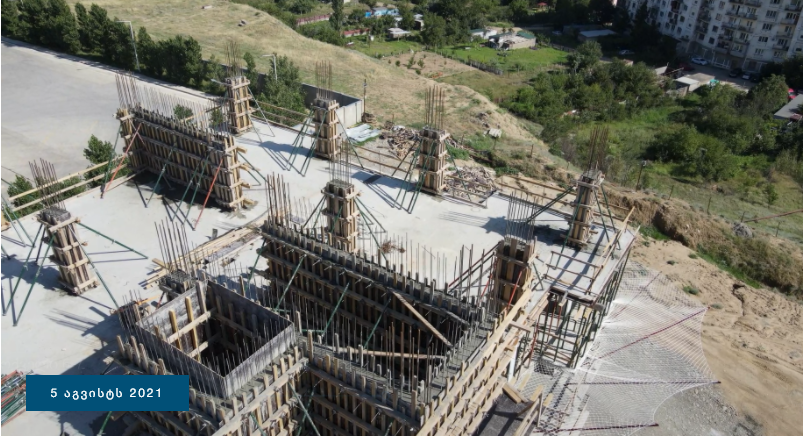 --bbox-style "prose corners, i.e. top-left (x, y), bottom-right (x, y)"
top-left (683, 285), bottom-right (700, 295)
